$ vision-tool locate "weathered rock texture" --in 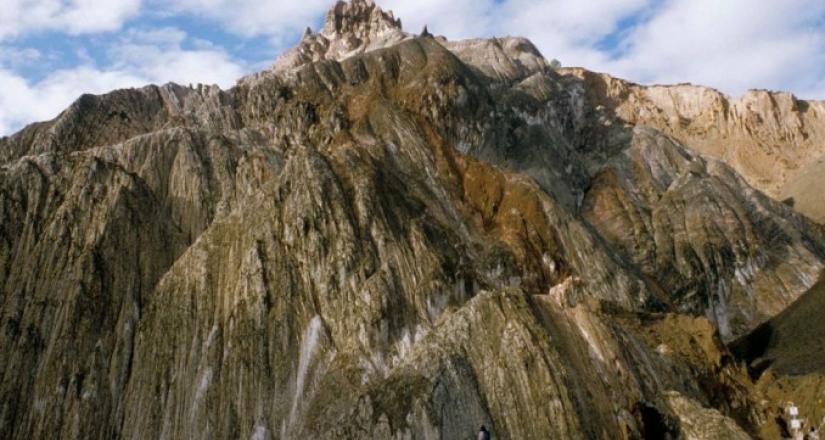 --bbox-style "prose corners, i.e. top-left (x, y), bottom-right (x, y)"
top-left (1, 1), bottom-right (824, 439)
top-left (563, 68), bottom-right (825, 223)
